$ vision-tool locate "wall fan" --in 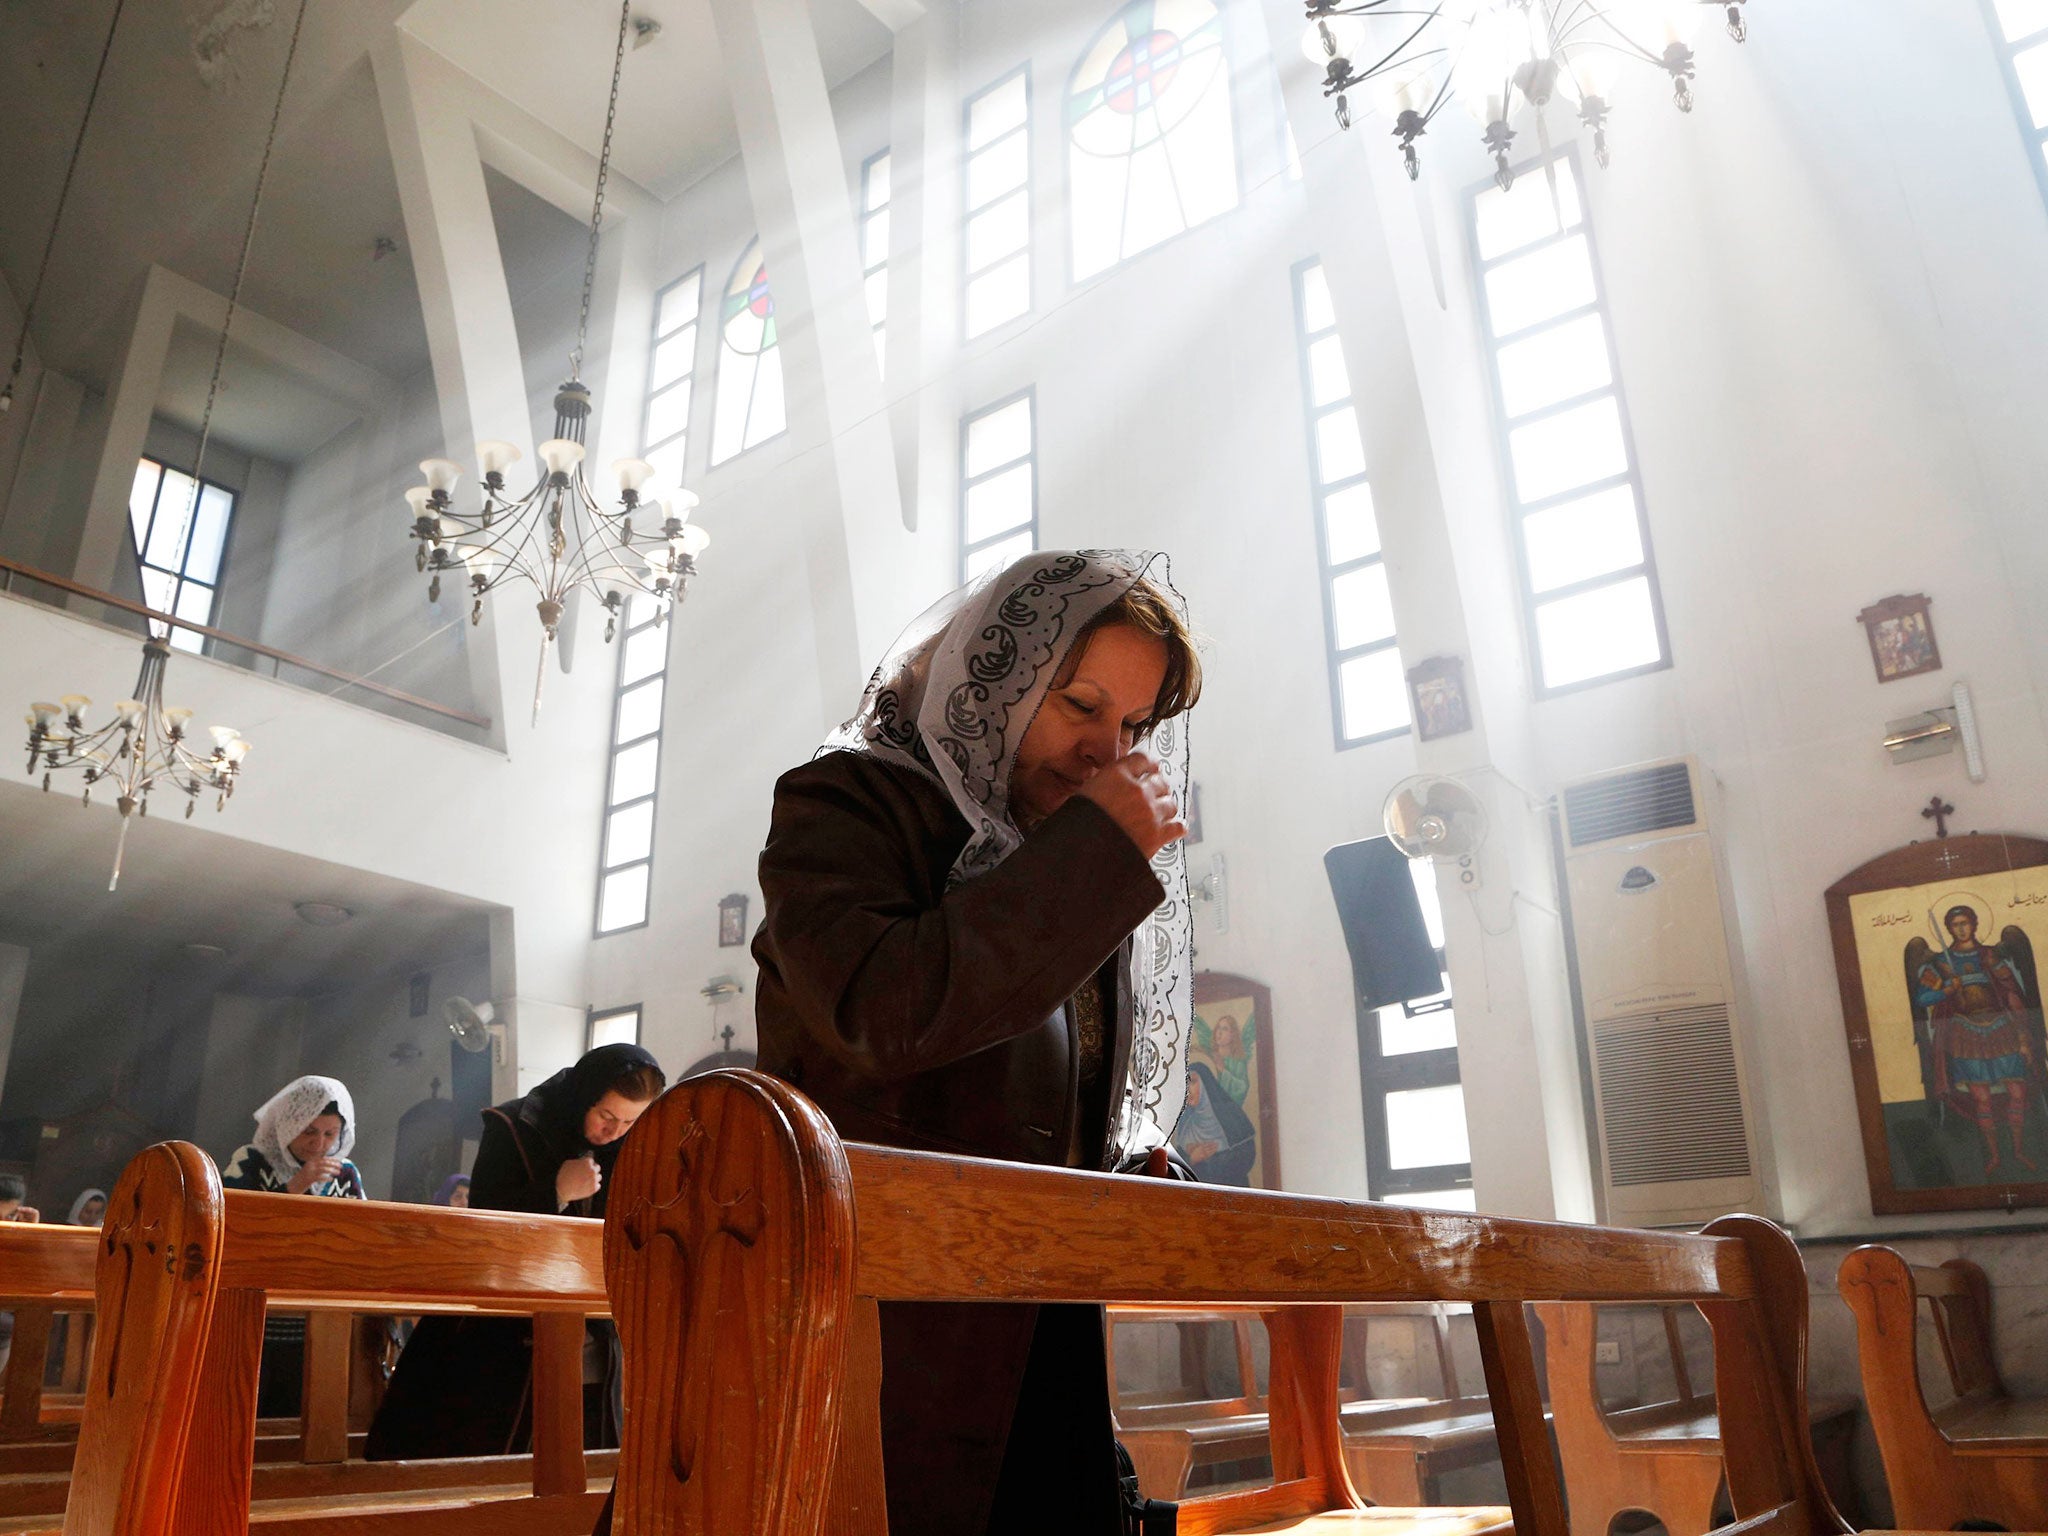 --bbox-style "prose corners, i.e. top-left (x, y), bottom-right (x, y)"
top-left (443, 996), bottom-right (506, 1064)
top-left (1382, 775), bottom-right (1488, 886)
